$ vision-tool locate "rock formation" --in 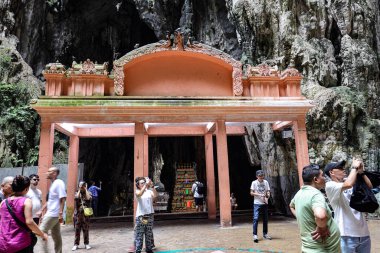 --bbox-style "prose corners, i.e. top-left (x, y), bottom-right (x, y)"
top-left (0, 0), bottom-right (379, 214)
